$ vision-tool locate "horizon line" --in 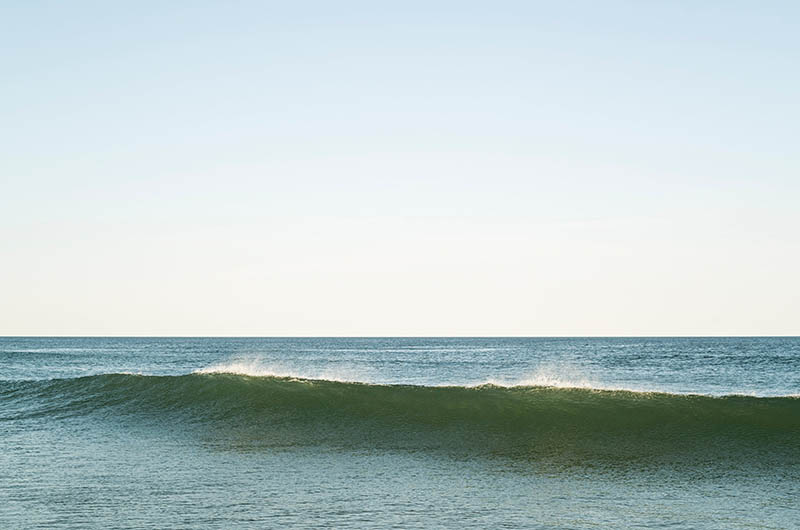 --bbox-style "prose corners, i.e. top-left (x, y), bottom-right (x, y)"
top-left (2, 335), bottom-right (798, 339)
